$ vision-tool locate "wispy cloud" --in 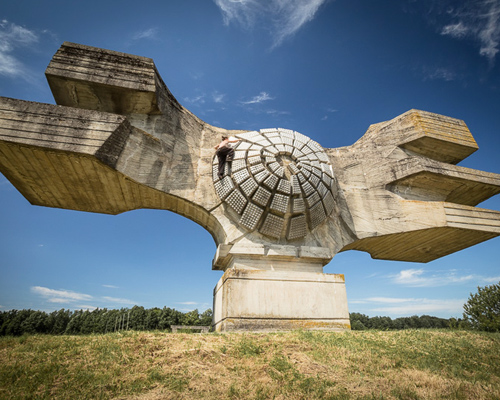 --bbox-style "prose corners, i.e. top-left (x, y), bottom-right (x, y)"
top-left (440, 0), bottom-right (500, 65)
top-left (190, 71), bottom-right (205, 80)
top-left (175, 301), bottom-right (212, 312)
top-left (272, 0), bottom-right (329, 48)
top-left (183, 94), bottom-right (206, 105)
top-left (356, 297), bottom-right (466, 316)
top-left (102, 284), bottom-right (119, 289)
top-left (421, 66), bottom-right (459, 82)
top-left (442, 22), bottom-right (469, 38)
top-left (76, 305), bottom-right (98, 311)
top-left (241, 91), bottom-right (274, 104)
top-left (214, 0), bottom-right (263, 28)
top-left (390, 268), bottom-right (473, 287)
top-left (0, 19), bottom-right (38, 79)
top-left (212, 91), bottom-right (226, 103)
top-left (102, 296), bottom-right (136, 305)
top-left (321, 107), bottom-right (338, 120)
top-left (389, 268), bottom-right (498, 287)
top-left (266, 109), bottom-right (290, 115)
top-left (31, 286), bottom-right (93, 303)
top-left (482, 275), bottom-right (500, 284)
top-left (213, 0), bottom-right (329, 48)
top-left (132, 27), bottom-right (159, 41)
